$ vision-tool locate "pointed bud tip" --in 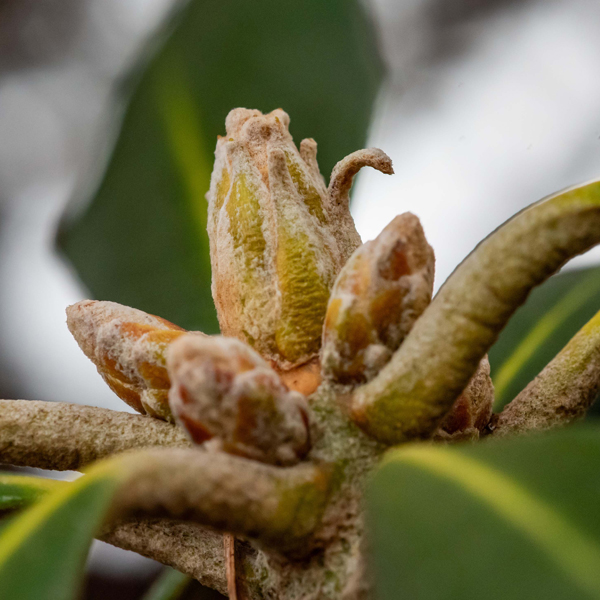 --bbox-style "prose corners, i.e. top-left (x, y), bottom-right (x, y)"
top-left (225, 108), bottom-right (291, 141)
top-left (66, 300), bottom-right (98, 358)
top-left (322, 212), bottom-right (434, 384)
top-left (66, 300), bottom-right (182, 355)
